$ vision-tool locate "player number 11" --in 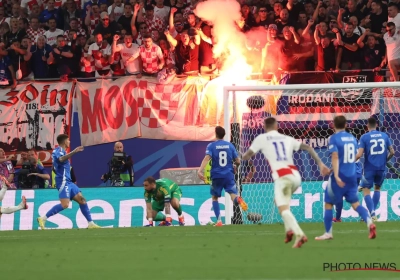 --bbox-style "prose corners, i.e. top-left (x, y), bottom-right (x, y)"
top-left (272, 141), bottom-right (288, 161)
